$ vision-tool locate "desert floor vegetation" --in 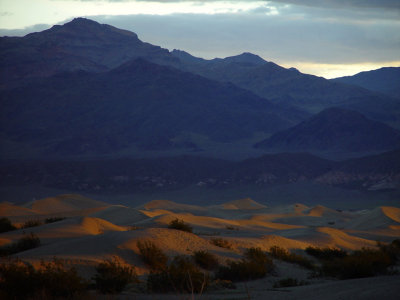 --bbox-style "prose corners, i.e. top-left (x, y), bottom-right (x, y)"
top-left (269, 245), bottom-right (315, 270)
top-left (0, 232), bottom-right (41, 257)
top-left (168, 218), bottom-right (193, 233)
